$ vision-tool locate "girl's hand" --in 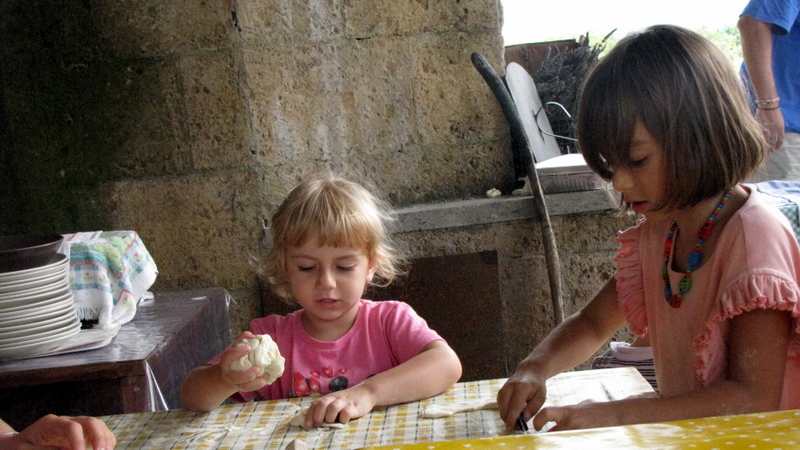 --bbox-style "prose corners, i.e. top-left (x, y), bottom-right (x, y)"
top-left (219, 331), bottom-right (267, 392)
top-left (533, 401), bottom-right (617, 432)
top-left (496, 363), bottom-right (548, 430)
top-left (11, 414), bottom-right (116, 450)
top-left (303, 384), bottom-right (377, 428)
